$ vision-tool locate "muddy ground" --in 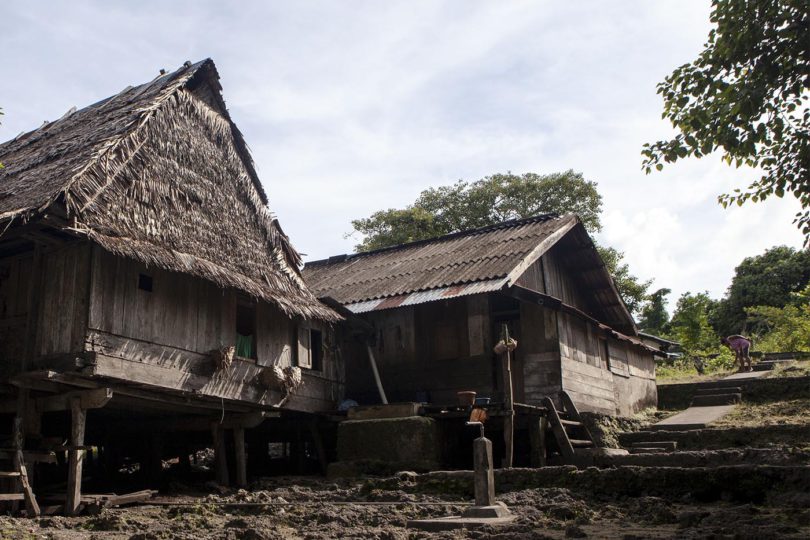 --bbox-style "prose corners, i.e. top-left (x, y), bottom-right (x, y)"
top-left (0, 469), bottom-right (808, 540)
